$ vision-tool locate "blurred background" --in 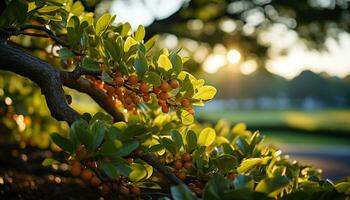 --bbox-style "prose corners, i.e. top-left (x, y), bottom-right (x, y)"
top-left (2, 0), bottom-right (350, 180)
